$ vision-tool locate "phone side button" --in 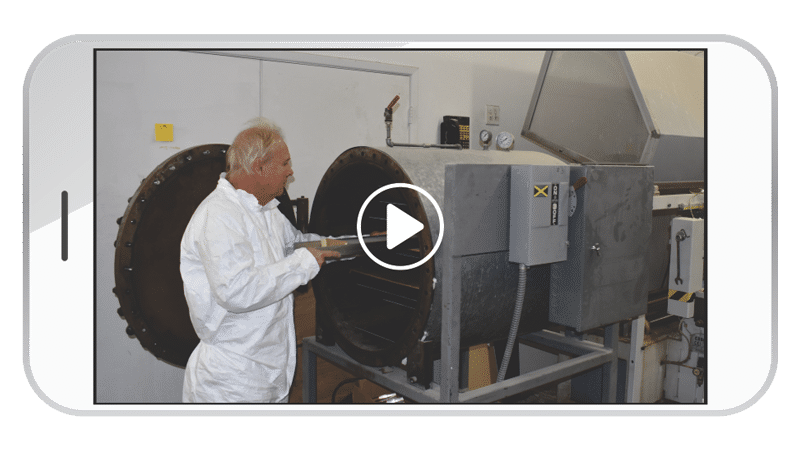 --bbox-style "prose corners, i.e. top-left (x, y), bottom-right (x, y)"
top-left (61, 190), bottom-right (68, 261)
